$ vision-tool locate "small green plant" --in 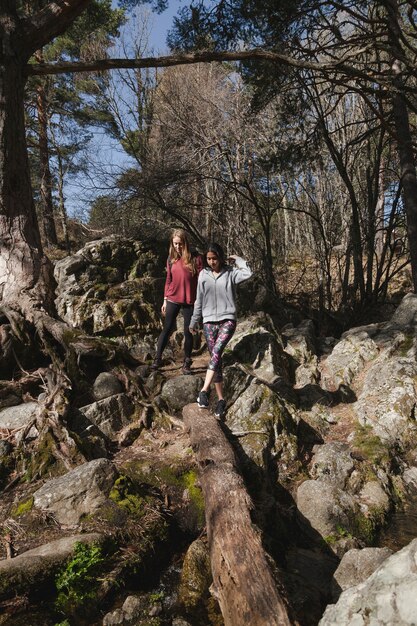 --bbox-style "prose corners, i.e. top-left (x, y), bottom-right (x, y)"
top-left (55, 541), bottom-right (106, 616)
